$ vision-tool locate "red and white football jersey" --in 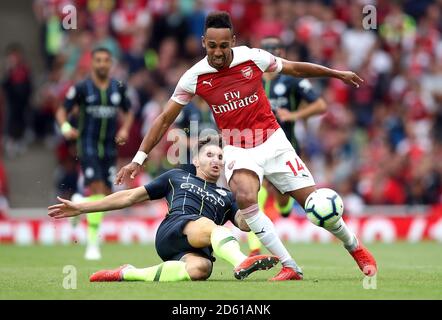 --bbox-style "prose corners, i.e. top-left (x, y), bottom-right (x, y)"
top-left (171, 46), bottom-right (283, 148)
